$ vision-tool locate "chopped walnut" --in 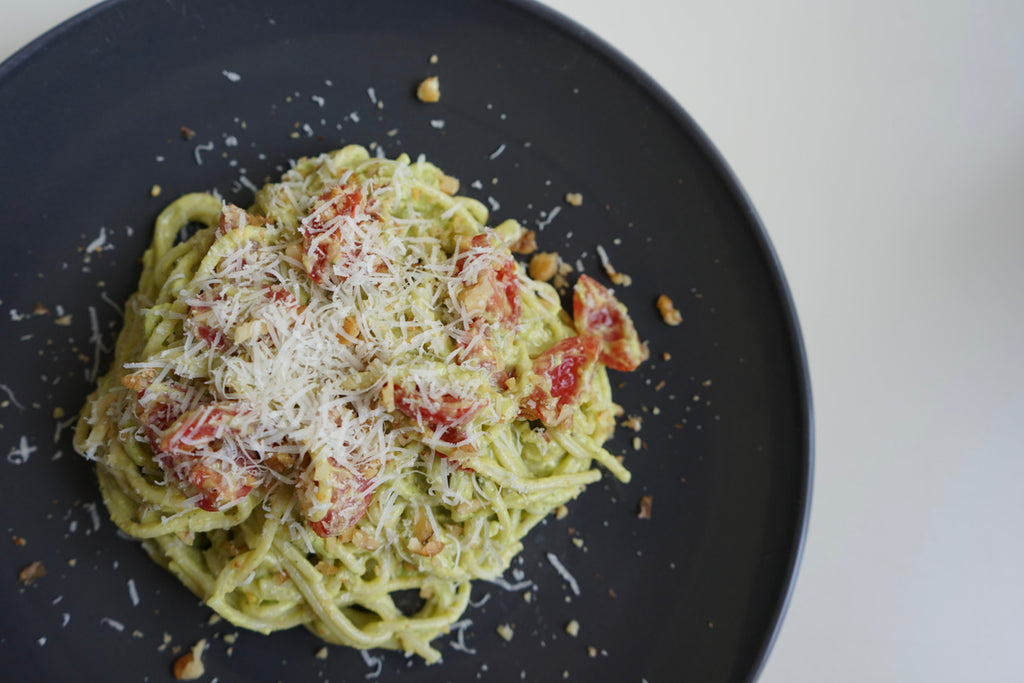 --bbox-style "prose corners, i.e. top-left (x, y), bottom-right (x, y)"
top-left (564, 192), bottom-right (583, 207)
top-left (11, 535), bottom-right (26, 547)
top-left (509, 228), bottom-right (537, 255)
top-left (352, 529), bottom-right (382, 551)
top-left (416, 76), bottom-right (441, 103)
top-left (413, 508), bottom-right (434, 543)
top-left (609, 270), bottom-right (632, 287)
top-left (172, 639), bottom-right (207, 681)
top-left (496, 623), bottom-right (515, 642)
top-left (180, 125), bottom-right (196, 140)
top-left (151, 184), bottom-right (162, 197)
top-left (18, 561), bottom-right (46, 585)
top-left (552, 259), bottom-right (574, 291)
top-left (565, 619), bottom-right (580, 637)
top-left (528, 252), bottom-right (560, 282)
top-left (456, 499), bottom-right (484, 516)
top-left (656, 295), bottom-right (682, 326)
top-left (336, 315), bottom-right (360, 344)
top-left (621, 414), bottom-right (643, 432)
top-left (637, 495), bottom-right (653, 520)
top-left (379, 379), bottom-right (395, 411)
top-left (554, 505), bottom-right (569, 520)
top-left (408, 536), bottom-right (444, 557)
